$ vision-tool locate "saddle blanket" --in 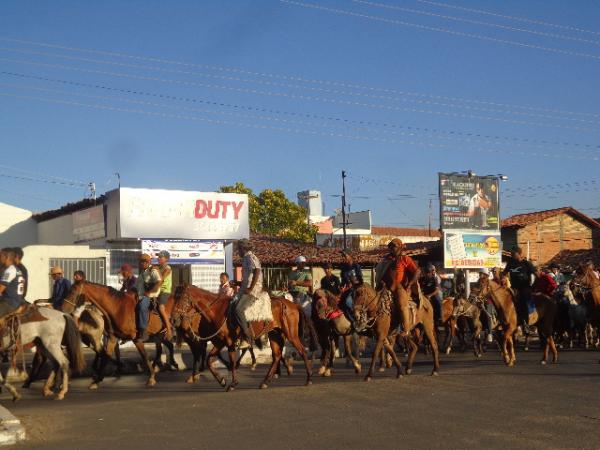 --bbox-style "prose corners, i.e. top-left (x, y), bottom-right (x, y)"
top-left (237, 292), bottom-right (273, 323)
